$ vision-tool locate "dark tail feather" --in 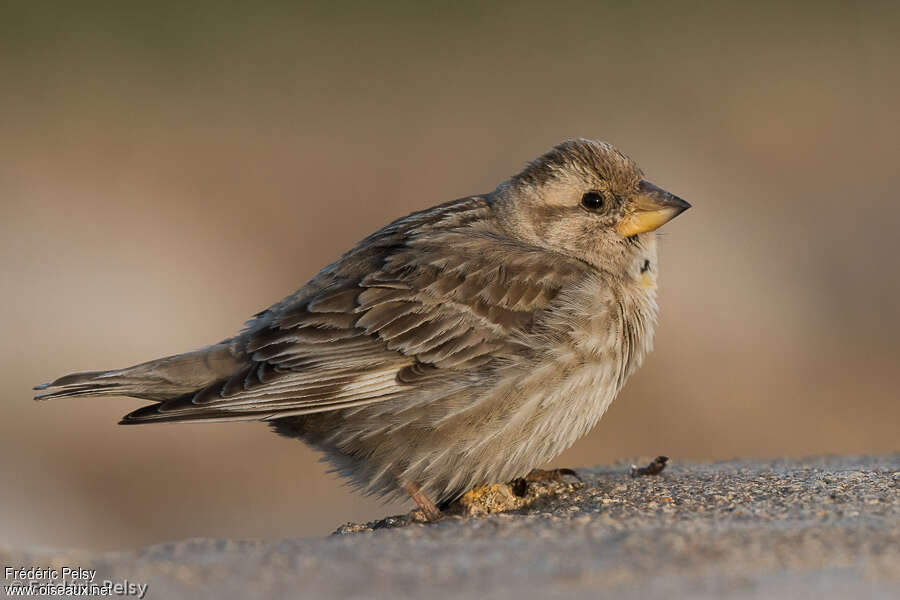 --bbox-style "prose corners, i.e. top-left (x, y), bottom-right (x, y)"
top-left (119, 401), bottom-right (270, 425)
top-left (34, 370), bottom-right (151, 401)
top-left (34, 343), bottom-right (245, 403)
top-left (34, 370), bottom-right (264, 424)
